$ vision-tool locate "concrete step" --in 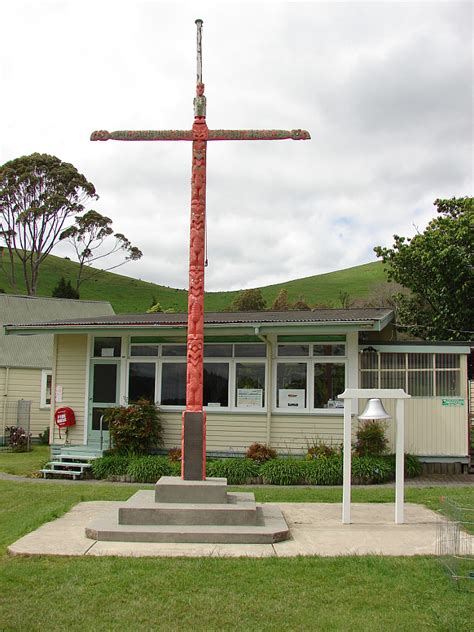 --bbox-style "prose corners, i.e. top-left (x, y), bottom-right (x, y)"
top-left (86, 504), bottom-right (289, 544)
top-left (118, 491), bottom-right (258, 526)
top-left (155, 476), bottom-right (228, 504)
top-left (47, 461), bottom-right (92, 471)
